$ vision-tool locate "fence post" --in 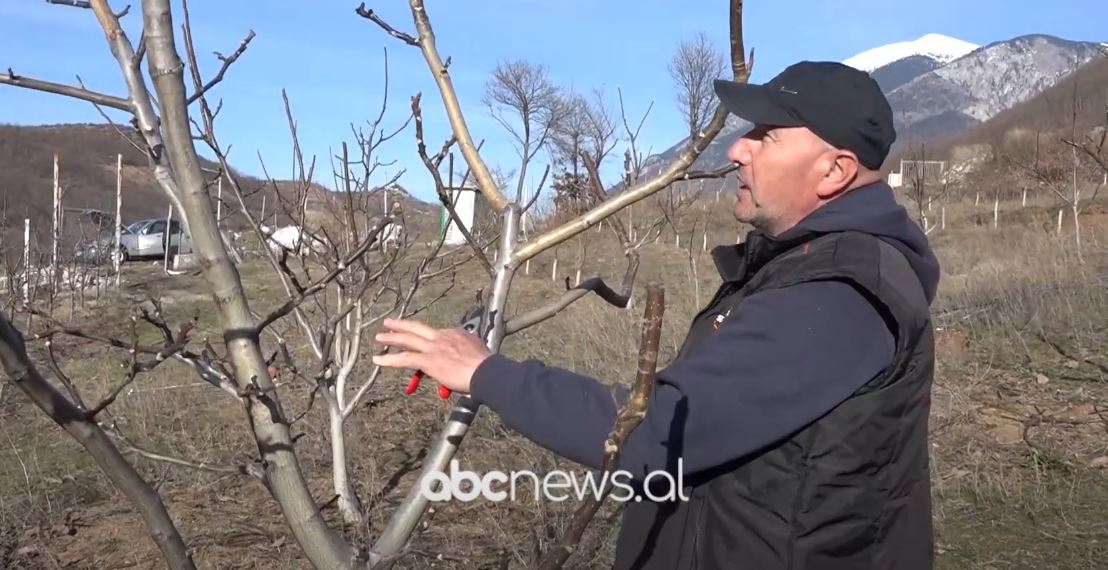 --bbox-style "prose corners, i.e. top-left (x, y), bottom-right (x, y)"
top-left (115, 153), bottom-right (123, 287)
top-left (23, 218), bottom-right (30, 304)
top-left (52, 153), bottom-right (60, 285)
top-left (164, 206), bottom-right (172, 273)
